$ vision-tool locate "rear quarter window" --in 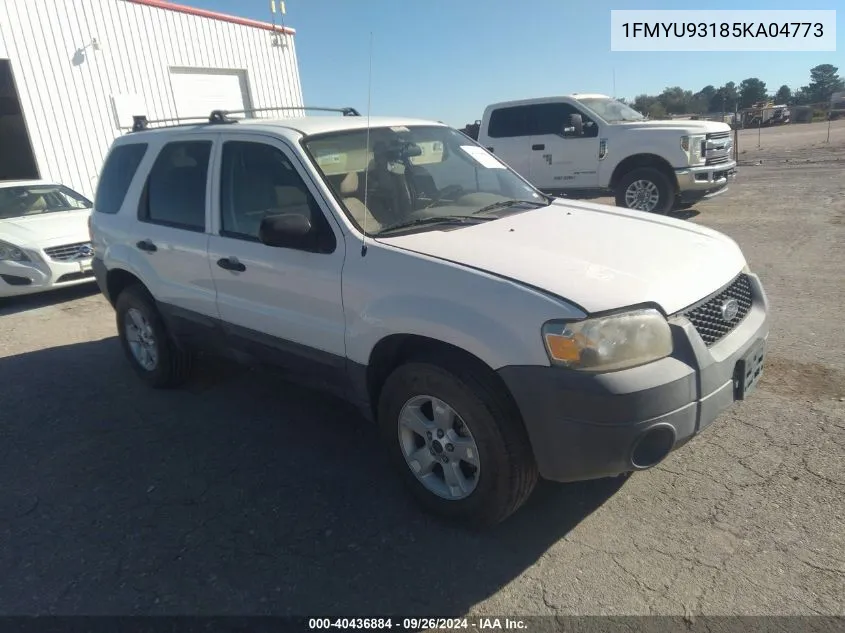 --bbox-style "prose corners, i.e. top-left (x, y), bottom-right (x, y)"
top-left (94, 143), bottom-right (148, 214)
